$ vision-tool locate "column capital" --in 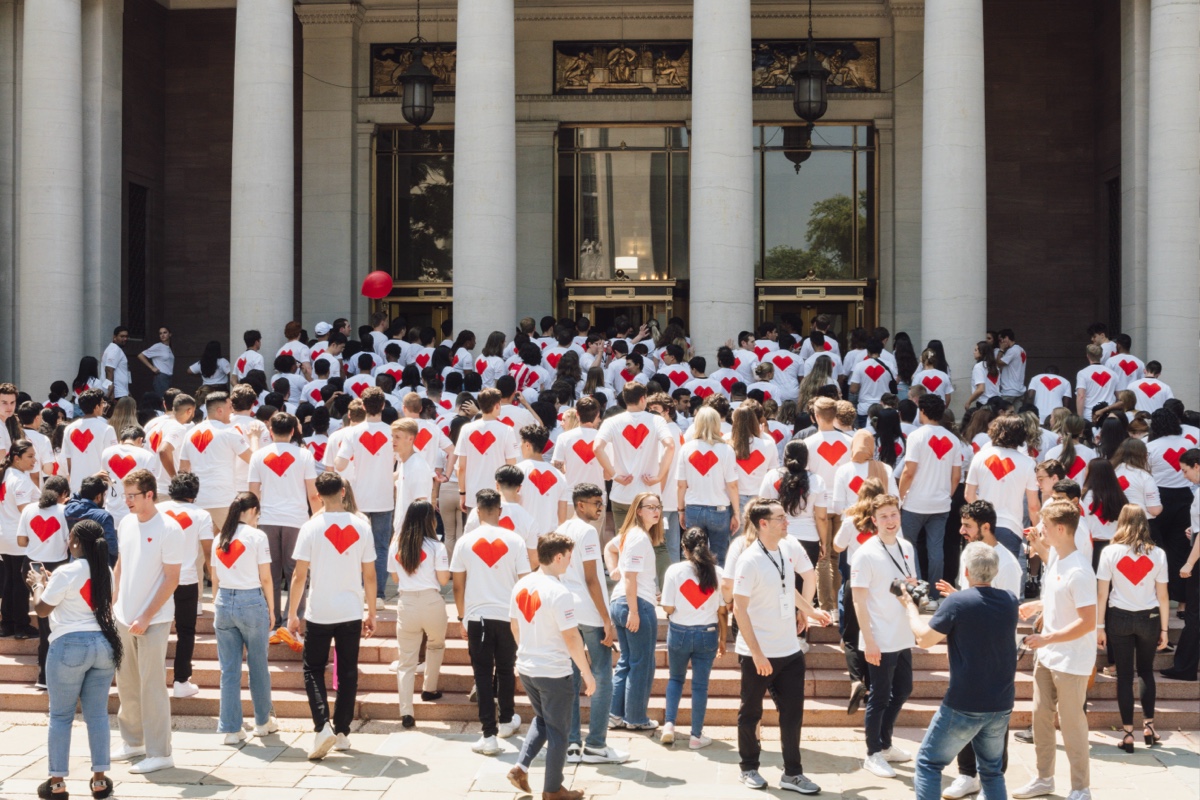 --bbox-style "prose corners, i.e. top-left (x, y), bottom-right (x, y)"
top-left (515, 120), bottom-right (560, 145)
top-left (886, 0), bottom-right (924, 17)
top-left (295, 3), bottom-right (365, 28)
